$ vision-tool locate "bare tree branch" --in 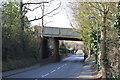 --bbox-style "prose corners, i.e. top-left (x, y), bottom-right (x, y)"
top-left (23, 2), bottom-right (49, 5)
top-left (89, 2), bottom-right (104, 13)
top-left (64, 8), bottom-right (80, 33)
top-left (46, 11), bottom-right (60, 17)
top-left (44, 21), bottom-right (53, 25)
top-left (28, 16), bottom-right (43, 22)
top-left (44, 1), bottom-right (61, 16)
top-left (25, 5), bottom-right (42, 11)
top-left (26, 1), bottom-right (61, 22)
